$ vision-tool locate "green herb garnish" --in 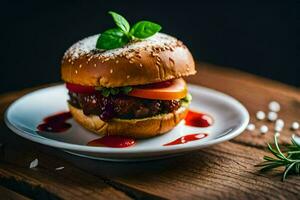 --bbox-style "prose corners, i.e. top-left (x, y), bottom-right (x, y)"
top-left (120, 86), bottom-right (133, 94)
top-left (180, 93), bottom-right (192, 107)
top-left (96, 11), bottom-right (162, 50)
top-left (181, 93), bottom-right (192, 103)
top-left (129, 21), bottom-right (162, 39)
top-left (256, 133), bottom-right (300, 181)
top-left (96, 86), bottom-right (133, 97)
top-left (101, 88), bottom-right (111, 97)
